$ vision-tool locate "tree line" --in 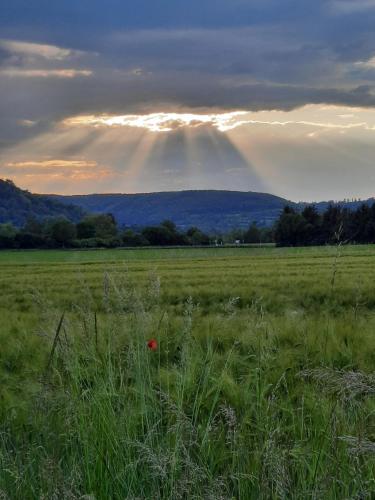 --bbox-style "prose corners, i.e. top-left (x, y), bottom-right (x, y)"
top-left (1, 202), bottom-right (374, 249)
top-left (0, 214), bottom-right (215, 249)
top-left (274, 203), bottom-right (375, 246)
top-left (0, 212), bottom-right (275, 250)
